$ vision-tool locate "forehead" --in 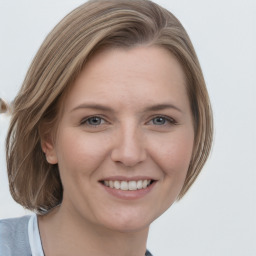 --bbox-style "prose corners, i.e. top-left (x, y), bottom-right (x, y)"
top-left (62, 46), bottom-right (189, 113)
